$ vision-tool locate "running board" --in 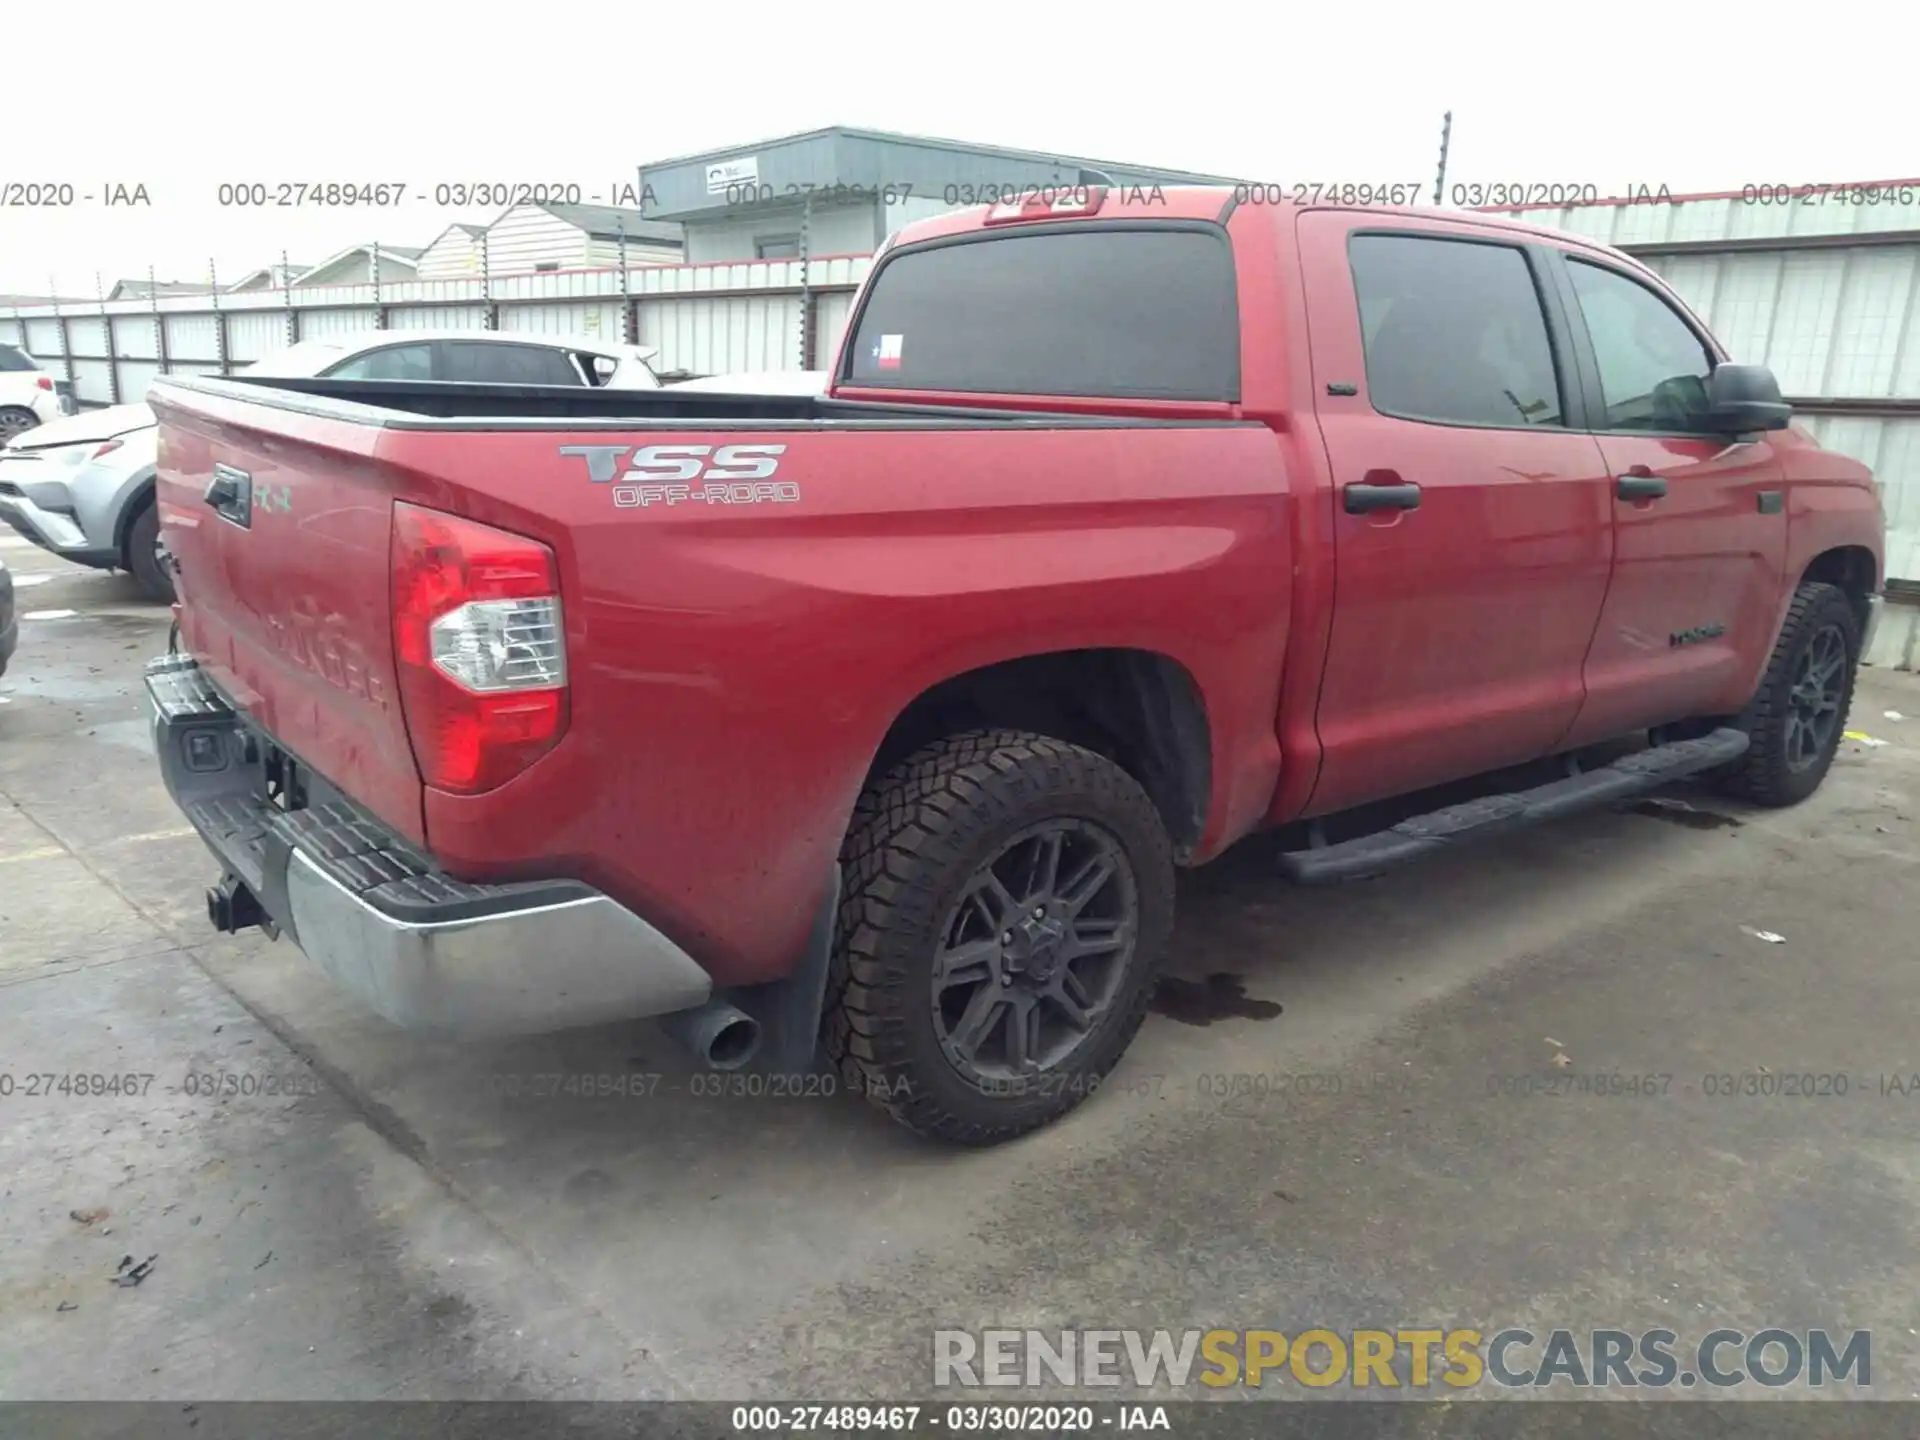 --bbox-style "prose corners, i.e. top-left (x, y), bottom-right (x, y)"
top-left (1278, 727), bottom-right (1751, 885)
